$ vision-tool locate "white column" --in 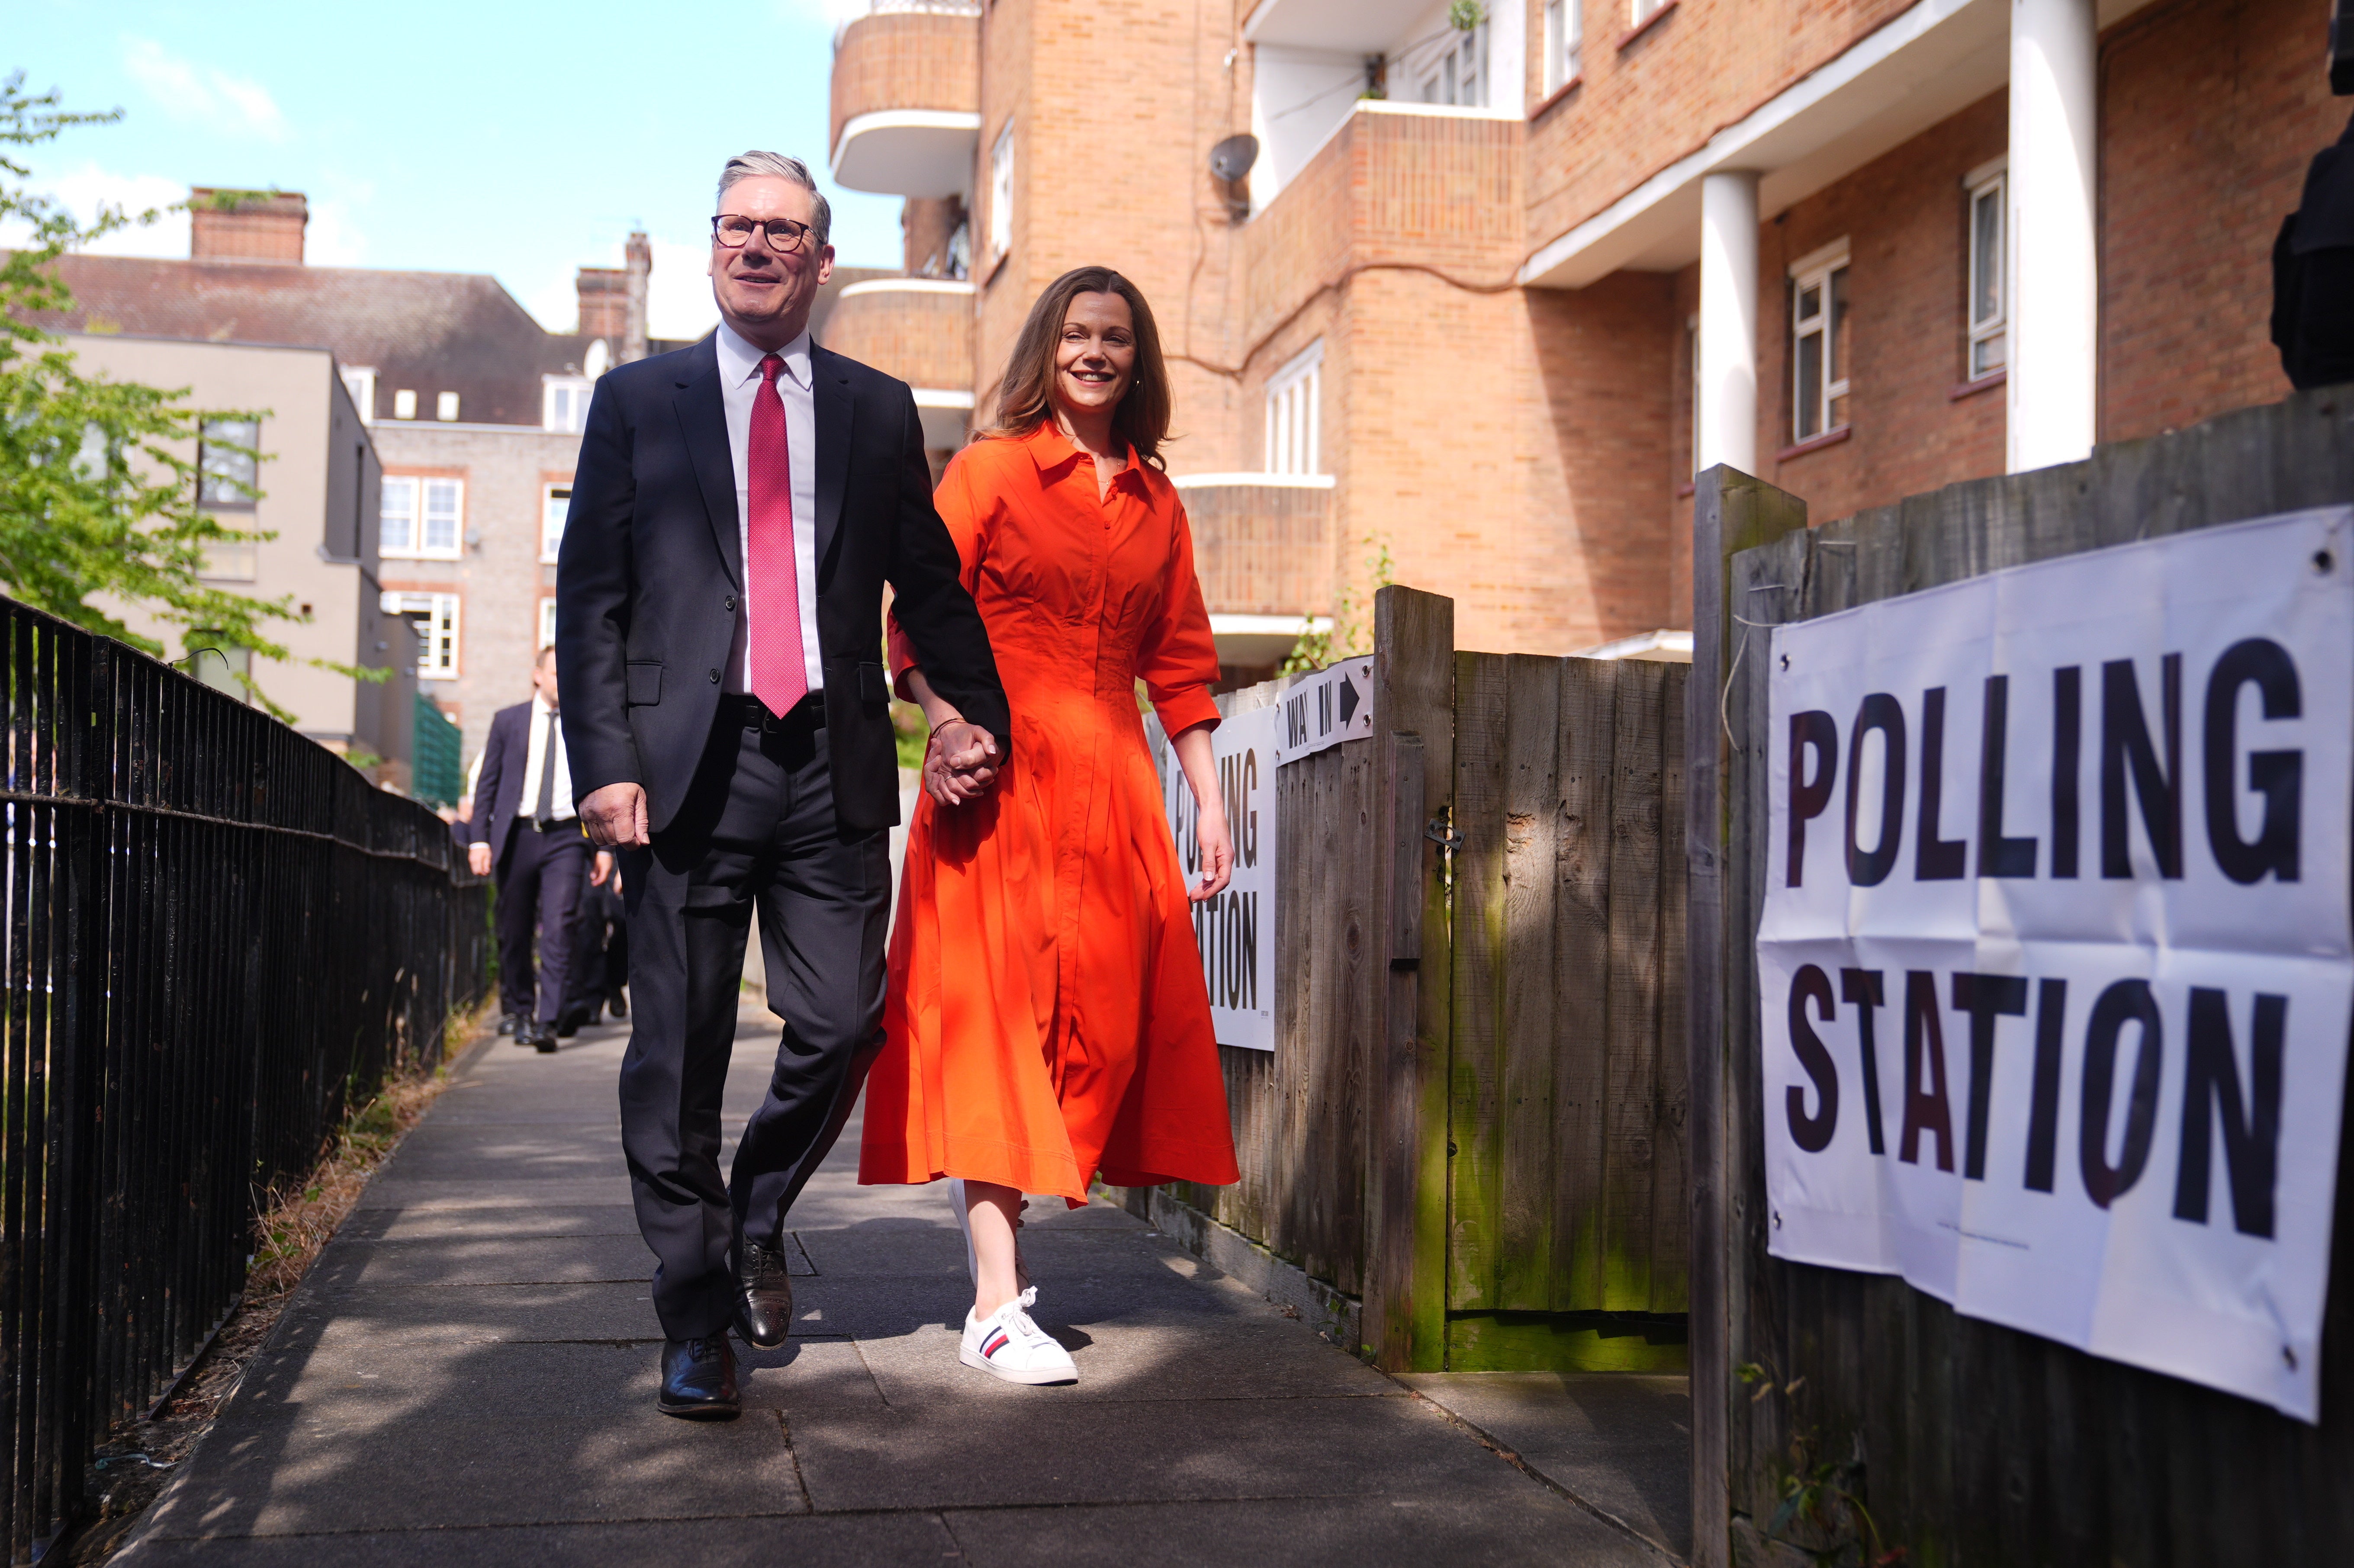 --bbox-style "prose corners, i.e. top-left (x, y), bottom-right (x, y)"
top-left (1698, 170), bottom-right (1760, 477)
top-left (2007, 0), bottom-right (2099, 472)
